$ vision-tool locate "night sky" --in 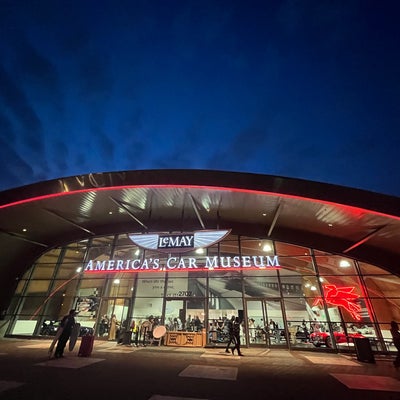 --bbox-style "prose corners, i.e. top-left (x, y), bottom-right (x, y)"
top-left (1, 0), bottom-right (399, 196)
